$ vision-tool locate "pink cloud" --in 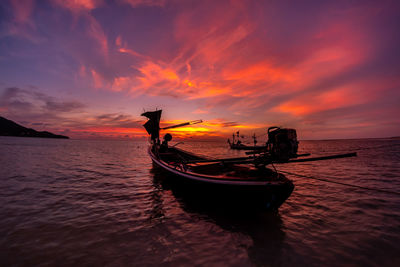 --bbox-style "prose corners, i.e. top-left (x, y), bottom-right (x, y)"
top-left (192, 109), bottom-right (208, 114)
top-left (86, 15), bottom-right (108, 58)
top-left (274, 86), bottom-right (367, 116)
top-left (53, 0), bottom-right (103, 12)
top-left (100, 0), bottom-right (373, 114)
top-left (52, 0), bottom-right (109, 61)
top-left (111, 76), bottom-right (132, 92)
top-left (5, 0), bottom-right (42, 42)
top-left (115, 35), bottom-right (122, 46)
top-left (11, 0), bottom-right (35, 24)
top-left (91, 69), bottom-right (104, 88)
